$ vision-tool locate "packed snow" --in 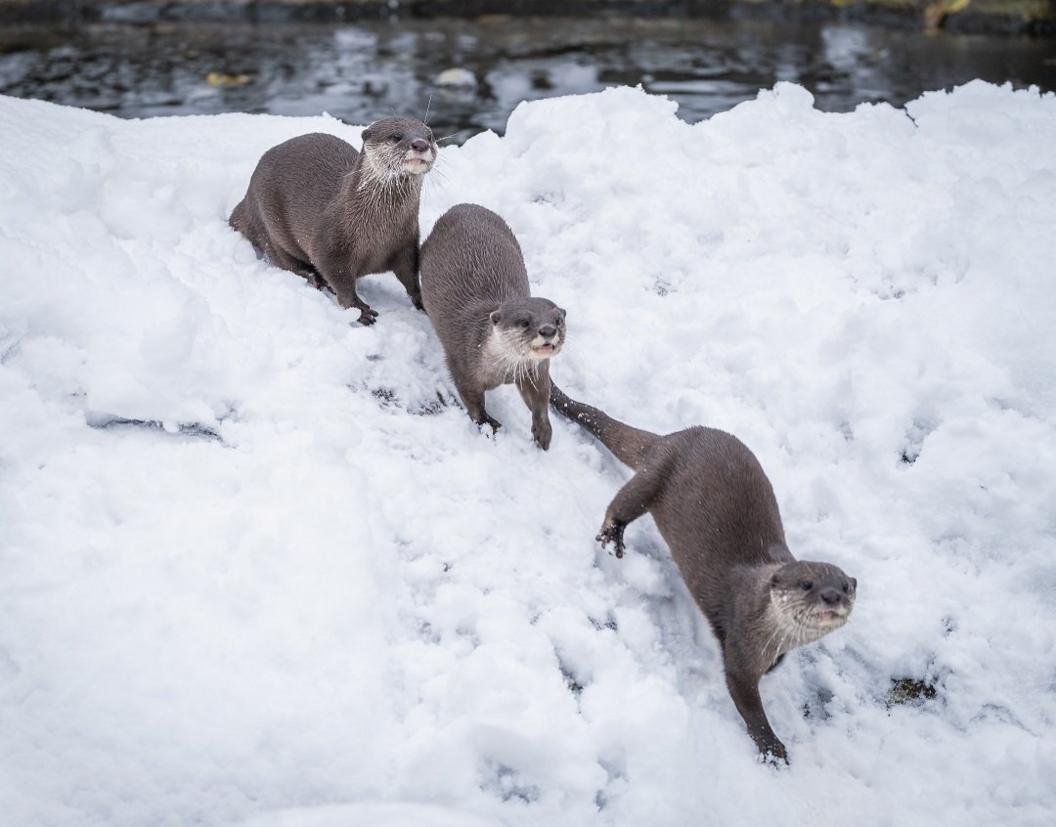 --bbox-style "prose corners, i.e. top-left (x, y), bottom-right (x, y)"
top-left (1, 81), bottom-right (1055, 827)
